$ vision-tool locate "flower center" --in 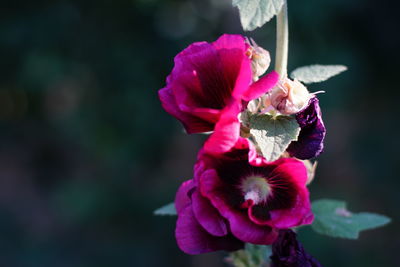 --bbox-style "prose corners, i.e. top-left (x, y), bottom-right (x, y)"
top-left (241, 176), bottom-right (270, 205)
